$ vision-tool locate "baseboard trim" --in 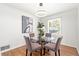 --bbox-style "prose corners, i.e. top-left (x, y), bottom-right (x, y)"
top-left (1, 43), bottom-right (25, 56)
top-left (61, 43), bottom-right (76, 48)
